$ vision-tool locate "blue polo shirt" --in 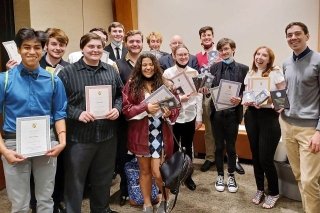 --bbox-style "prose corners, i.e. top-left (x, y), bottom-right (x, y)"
top-left (0, 63), bottom-right (67, 133)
